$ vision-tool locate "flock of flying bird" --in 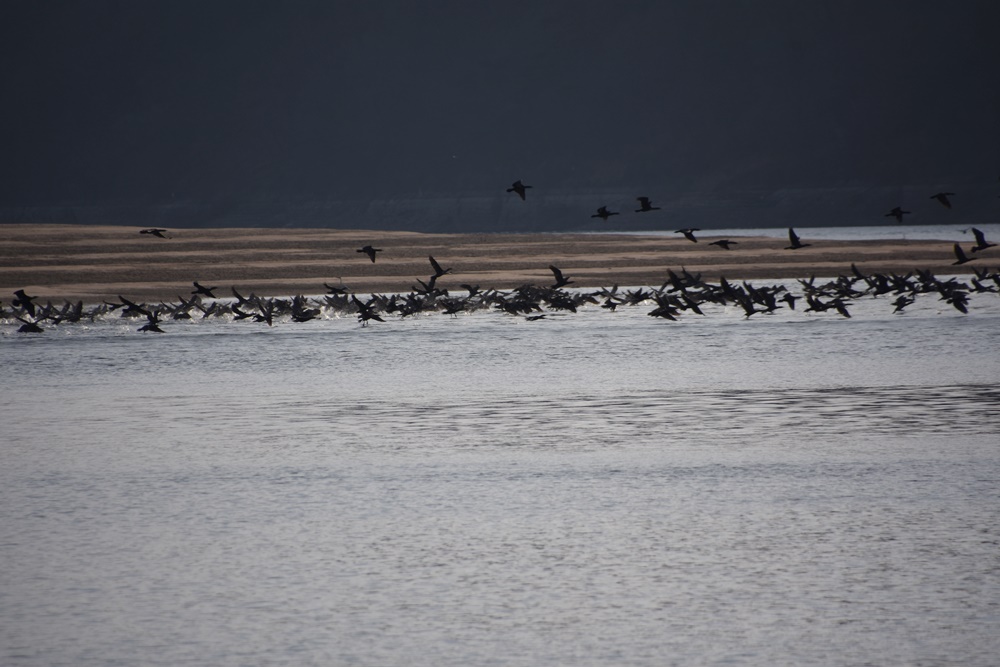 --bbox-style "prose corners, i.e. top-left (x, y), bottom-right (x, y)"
top-left (3, 181), bottom-right (998, 333)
